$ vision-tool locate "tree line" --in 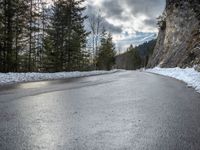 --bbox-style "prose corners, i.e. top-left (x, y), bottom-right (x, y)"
top-left (115, 40), bottom-right (156, 70)
top-left (0, 0), bottom-right (116, 73)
